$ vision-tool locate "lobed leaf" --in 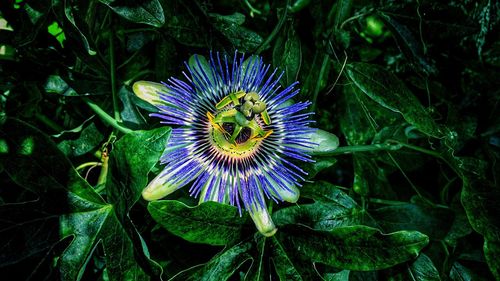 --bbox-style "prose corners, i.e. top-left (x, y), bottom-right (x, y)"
top-left (106, 126), bottom-right (171, 216)
top-left (148, 200), bottom-right (248, 246)
top-left (99, 0), bottom-right (165, 27)
top-left (346, 62), bottom-right (442, 138)
top-left (172, 242), bottom-right (253, 281)
top-left (279, 225), bottom-right (429, 271)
